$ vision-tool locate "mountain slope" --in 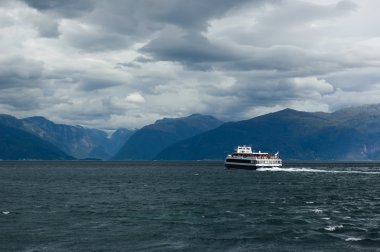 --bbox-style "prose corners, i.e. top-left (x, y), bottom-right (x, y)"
top-left (0, 123), bottom-right (73, 160)
top-left (112, 114), bottom-right (223, 160)
top-left (331, 104), bottom-right (380, 133)
top-left (22, 117), bottom-right (136, 159)
top-left (108, 128), bottom-right (136, 154)
top-left (0, 114), bottom-right (135, 159)
top-left (21, 116), bottom-right (109, 159)
top-left (155, 109), bottom-right (334, 160)
top-left (87, 128), bottom-right (136, 159)
top-left (155, 108), bottom-right (372, 160)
